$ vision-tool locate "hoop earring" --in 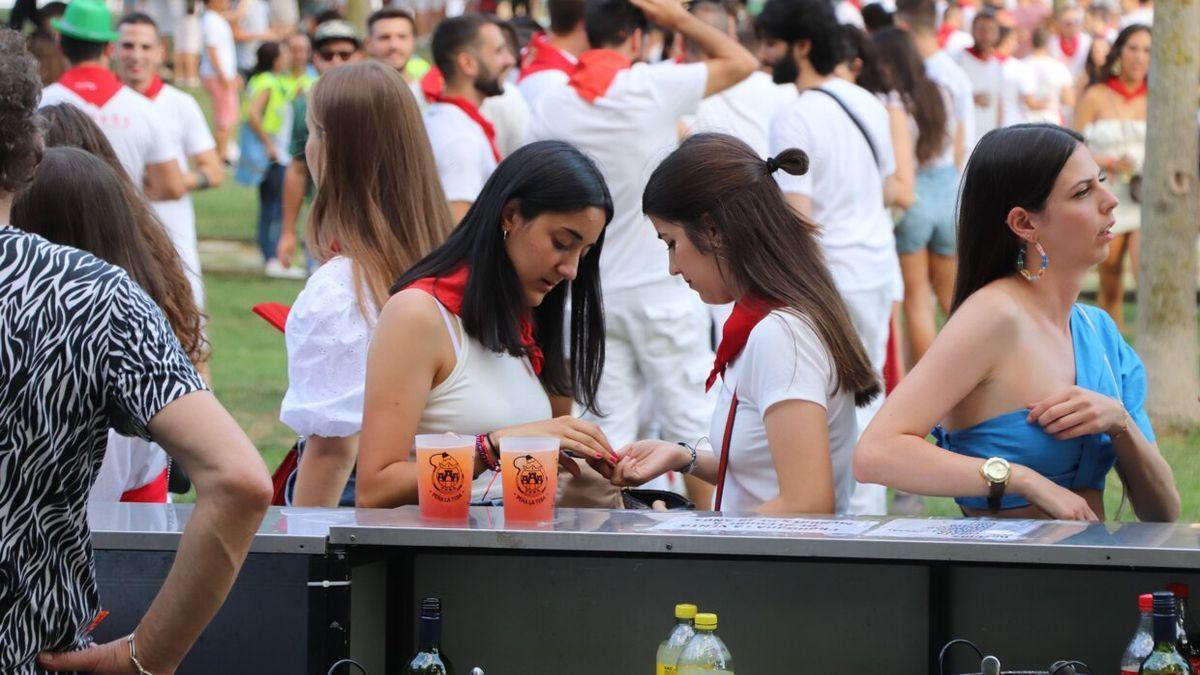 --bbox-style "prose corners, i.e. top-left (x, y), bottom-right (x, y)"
top-left (1017, 241), bottom-right (1049, 281)
top-left (1111, 59), bottom-right (1122, 77)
